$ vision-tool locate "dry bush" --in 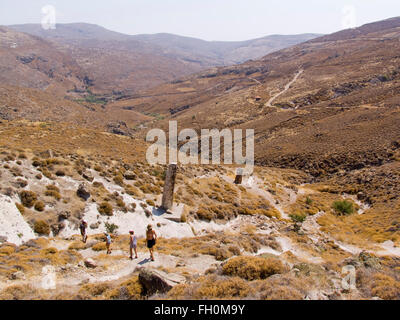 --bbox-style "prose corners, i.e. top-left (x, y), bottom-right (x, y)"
top-left (45, 185), bottom-right (61, 200)
top-left (116, 198), bottom-right (127, 212)
top-left (41, 169), bottom-right (53, 180)
top-left (200, 246), bottom-right (233, 261)
top-left (196, 207), bottom-right (214, 221)
top-left (370, 273), bottom-right (400, 300)
top-left (78, 283), bottom-right (112, 299)
top-left (0, 284), bottom-right (40, 300)
top-left (98, 202), bottom-right (113, 216)
top-left (222, 256), bottom-right (285, 280)
top-left (168, 275), bottom-right (252, 299)
top-left (103, 276), bottom-right (144, 300)
top-left (0, 245), bottom-right (16, 256)
top-left (146, 199), bottom-right (155, 206)
top-left (34, 220), bottom-right (50, 235)
top-left (24, 237), bottom-right (49, 249)
top-left (93, 181), bottom-right (104, 188)
top-left (125, 185), bottom-right (140, 197)
top-left (265, 286), bottom-right (303, 300)
top-left (34, 201), bottom-right (45, 212)
top-left (92, 242), bottom-right (107, 251)
top-left (139, 183), bottom-right (161, 195)
top-left (68, 241), bottom-right (86, 251)
top-left (19, 190), bottom-right (37, 208)
top-left (113, 174), bottom-right (124, 187)
top-left (55, 170), bottom-right (65, 177)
